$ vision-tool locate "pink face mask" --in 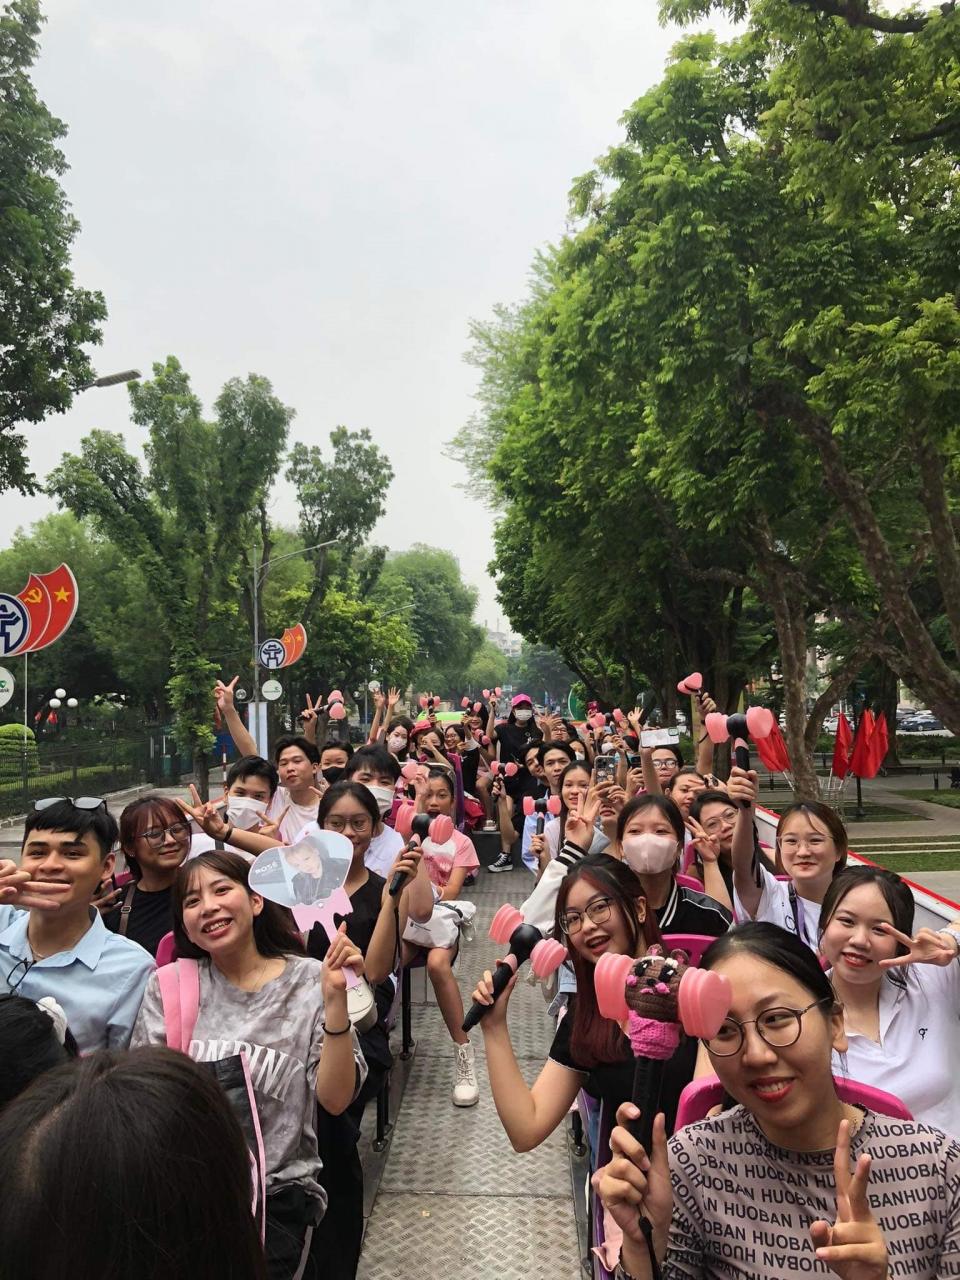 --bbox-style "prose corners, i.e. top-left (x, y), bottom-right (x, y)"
top-left (621, 833), bottom-right (678, 875)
